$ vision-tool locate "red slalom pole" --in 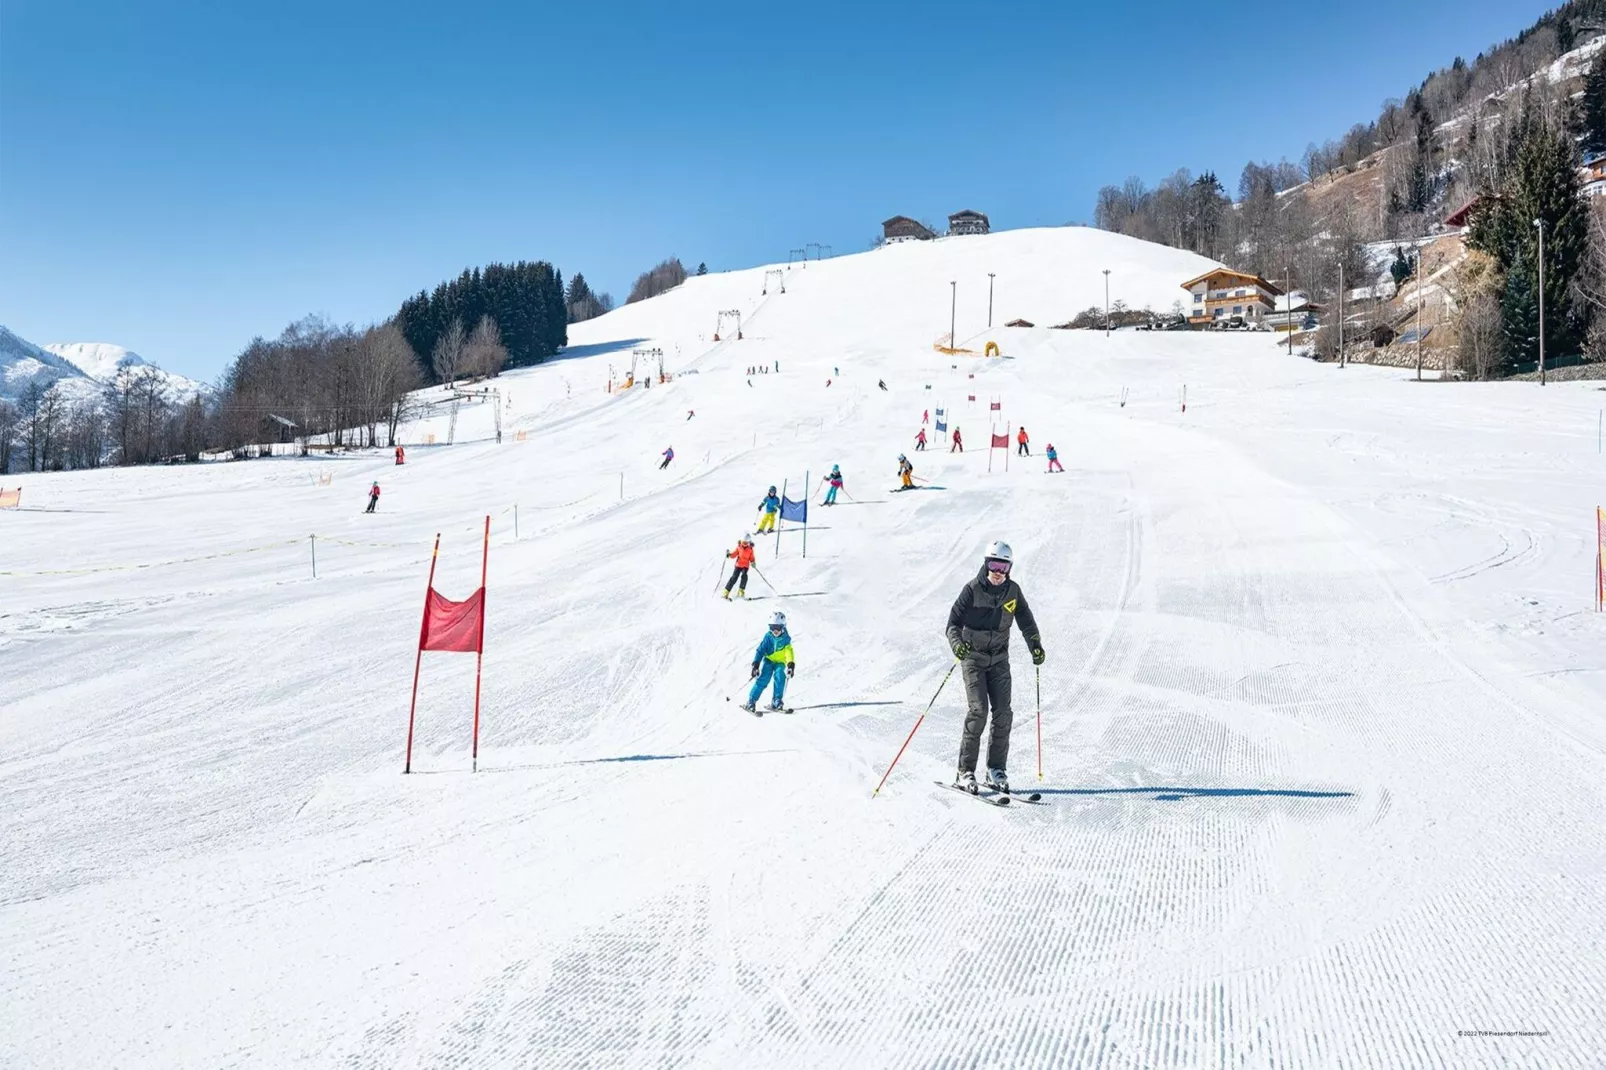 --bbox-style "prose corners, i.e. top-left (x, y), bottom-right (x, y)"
top-left (471, 515), bottom-right (489, 773)
top-left (872, 660), bottom-right (958, 797)
top-left (404, 533), bottom-right (443, 774)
